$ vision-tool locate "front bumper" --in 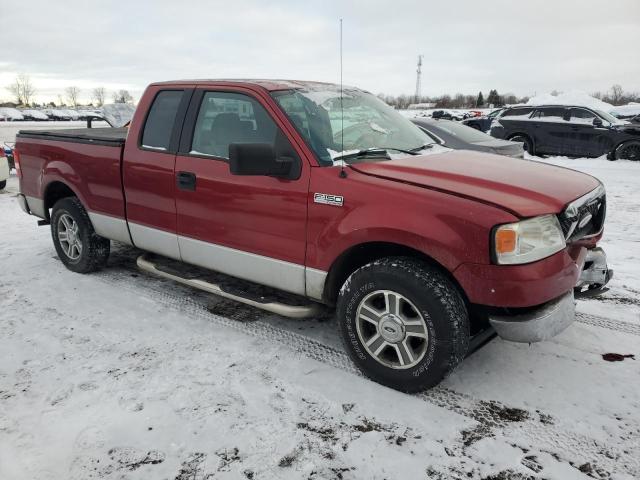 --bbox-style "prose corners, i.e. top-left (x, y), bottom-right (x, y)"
top-left (488, 247), bottom-right (612, 343)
